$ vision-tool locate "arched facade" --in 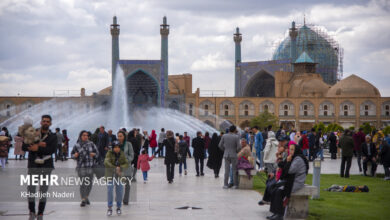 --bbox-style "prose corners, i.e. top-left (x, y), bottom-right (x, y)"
top-left (260, 100), bottom-right (275, 114)
top-left (319, 101), bottom-right (335, 117)
top-left (381, 101), bottom-right (390, 116)
top-left (299, 100), bottom-right (315, 116)
top-left (219, 100), bottom-right (235, 116)
top-left (127, 70), bottom-right (160, 109)
top-left (360, 100), bottom-right (376, 116)
top-left (239, 100), bottom-right (255, 116)
top-left (279, 100), bottom-right (295, 116)
top-left (199, 100), bottom-right (215, 116)
top-left (0, 100), bottom-right (15, 117)
top-left (340, 101), bottom-right (355, 116)
top-left (243, 70), bottom-right (275, 97)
